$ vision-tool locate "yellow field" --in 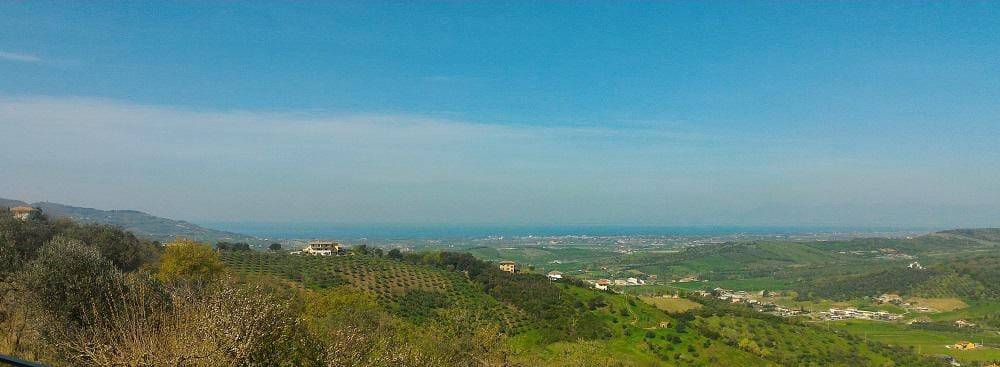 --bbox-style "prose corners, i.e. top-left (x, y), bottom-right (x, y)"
top-left (640, 296), bottom-right (702, 313)
top-left (906, 297), bottom-right (968, 312)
